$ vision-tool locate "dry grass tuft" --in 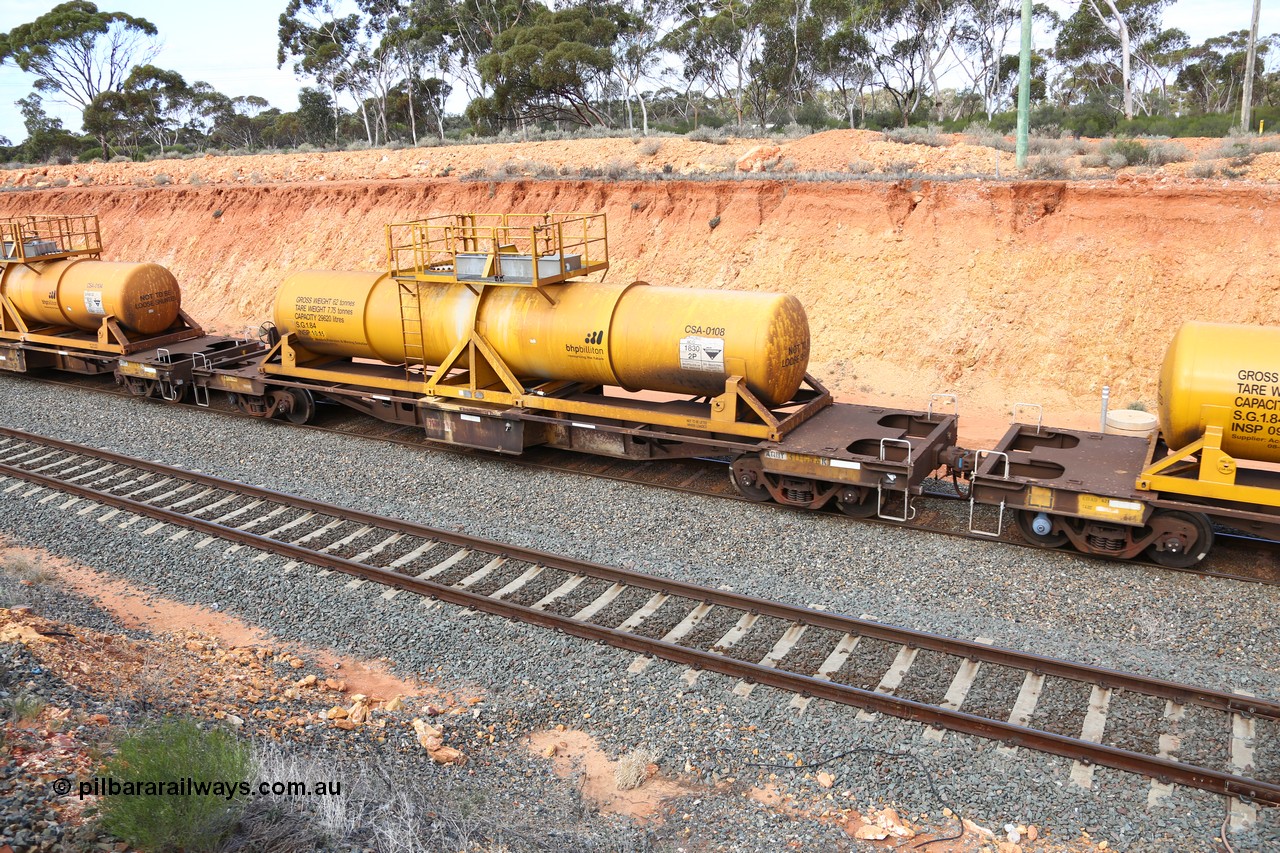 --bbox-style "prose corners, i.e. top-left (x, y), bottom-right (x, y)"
top-left (3, 555), bottom-right (53, 584)
top-left (614, 746), bottom-right (661, 791)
